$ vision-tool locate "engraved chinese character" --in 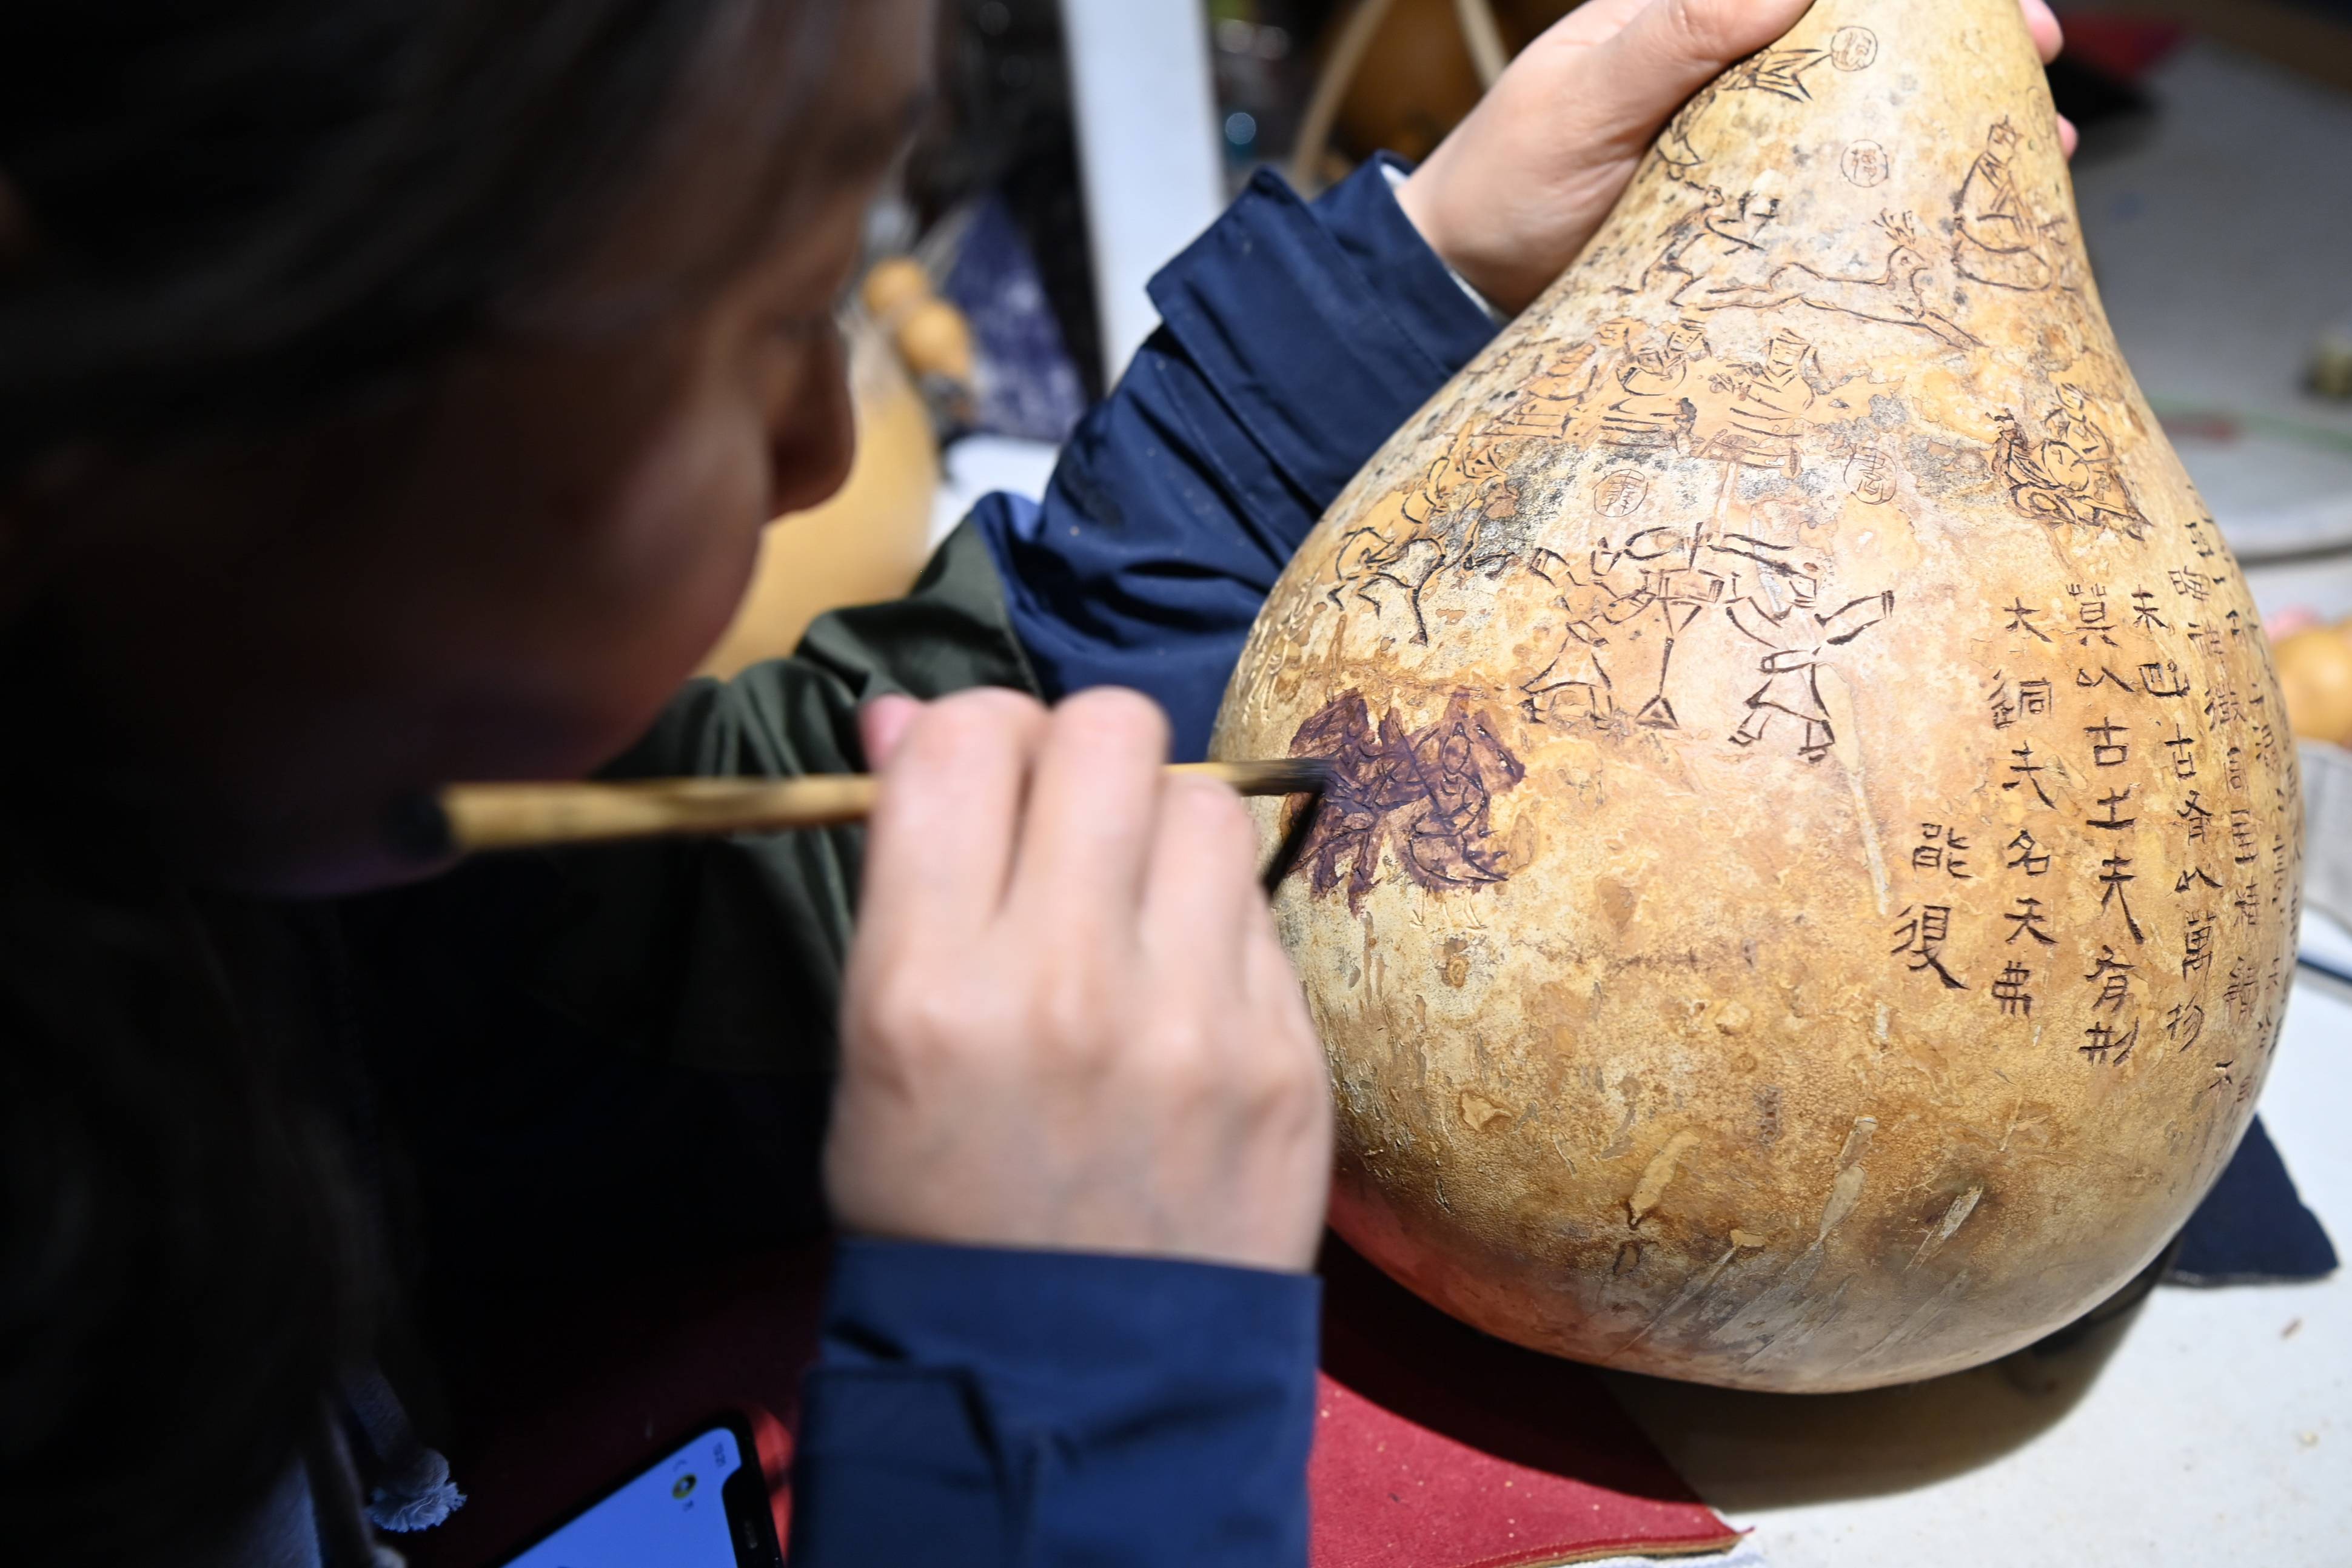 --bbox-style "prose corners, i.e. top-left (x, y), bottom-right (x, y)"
top-left (2165, 1000), bottom-right (2206, 1052)
top-left (1988, 672), bottom-right (2017, 730)
top-left (2005, 743), bottom-right (2054, 808)
top-left (2139, 660), bottom-right (2191, 698)
top-left (2168, 566), bottom-right (2211, 602)
top-left (2077, 665), bottom-right (2136, 694)
top-left (2233, 883), bottom-right (2260, 928)
top-left (2003, 600), bottom-right (2052, 643)
top-left (2005, 896), bottom-right (2057, 946)
top-left (1912, 823), bottom-right (1974, 879)
top-left (2083, 946), bottom-right (2135, 1013)
top-left (2226, 609), bottom-right (2245, 640)
top-left (2184, 510), bottom-right (2219, 560)
top-left (2080, 1017), bottom-right (2140, 1065)
top-left (2099, 853), bottom-right (2146, 943)
top-left (2203, 1059), bottom-right (2236, 1096)
top-left (2088, 787), bottom-right (2137, 831)
top-left (1993, 961), bottom-right (2034, 1017)
top-left (2006, 830), bottom-right (2051, 876)
top-left (2205, 682), bottom-right (2242, 728)
top-left (2252, 722), bottom-right (2279, 770)
top-left (1892, 905), bottom-right (1967, 989)
top-left (2182, 914), bottom-right (2216, 980)
top-left (2176, 790), bottom-right (2213, 844)
top-left (2161, 723), bottom-right (2197, 780)
top-left (2130, 589), bottom-right (2168, 631)
top-left (2230, 808), bottom-right (2258, 865)
top-left (2226, 745), bottom-right (2246, 793)
top-left (2223, 958), bottom-right (2258, 1020)
top-left (2085, 717), bottom-right (2129, 768)
top-left (2019, 678), bottom-right (2052, 716)
top-left (2068, 585), bottom-right (2117, 646)
top-left (2174, 866), bottom-right (2223, 894)
top-left (2187, 622), bottom-right (2224, 660)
